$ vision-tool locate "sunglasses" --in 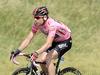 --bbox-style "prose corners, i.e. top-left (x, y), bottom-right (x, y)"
top-left (34, 16), bottom-right (43, 20)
